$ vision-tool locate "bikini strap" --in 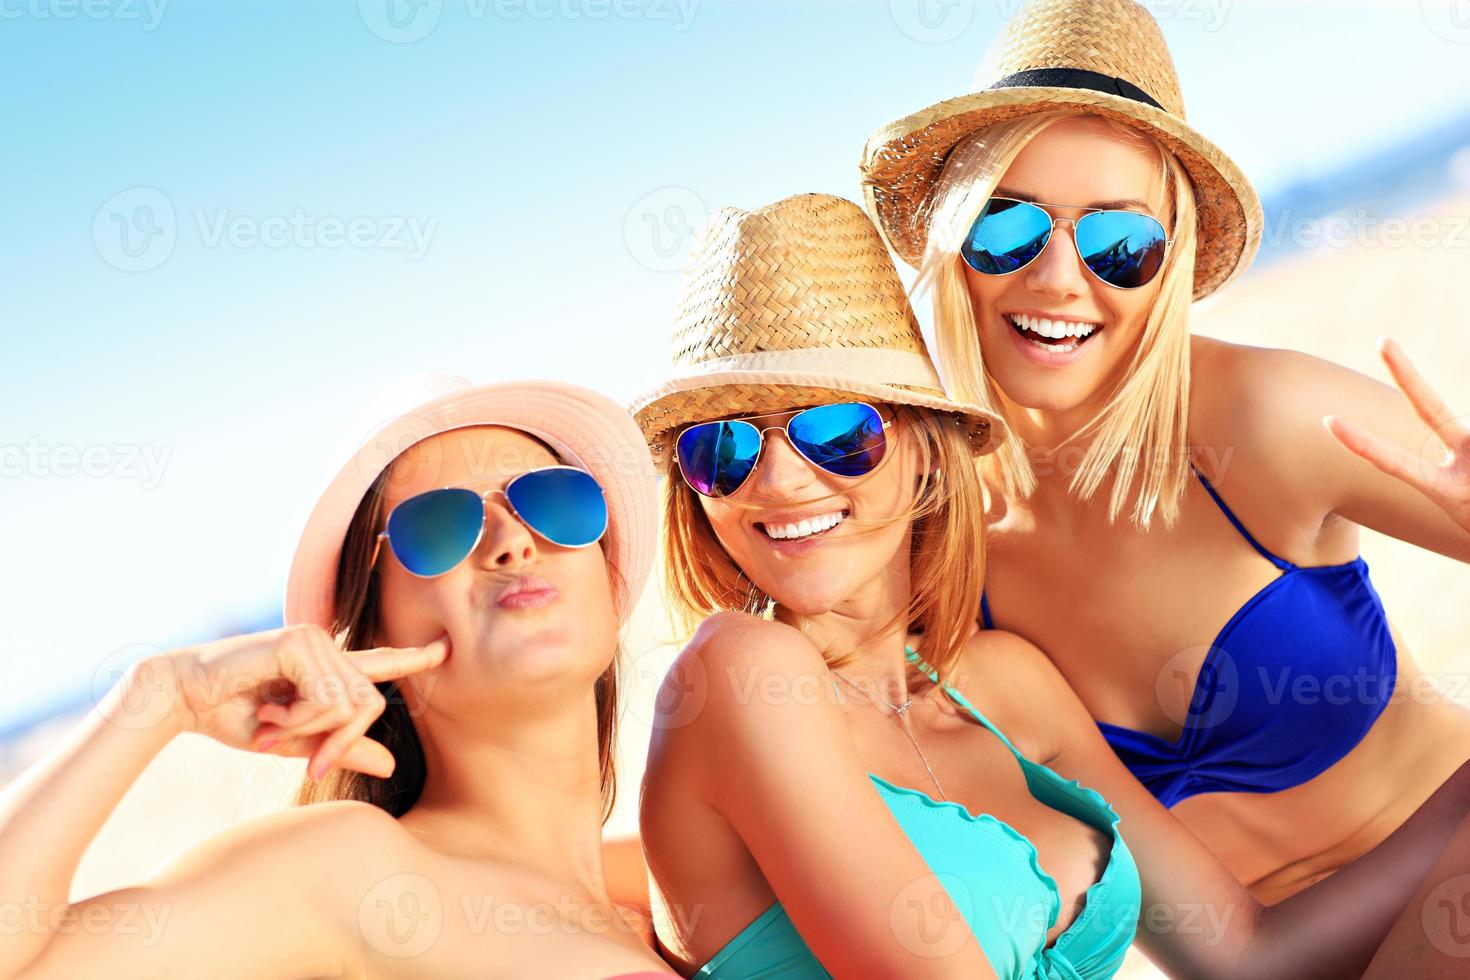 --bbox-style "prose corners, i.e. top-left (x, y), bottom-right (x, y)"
top-left (1190, 464), bottom-right (1294, 571)
top-left (980, 590), bottom-right (995, 629)
top-left (903, 647), bottom-right (1024, 758)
